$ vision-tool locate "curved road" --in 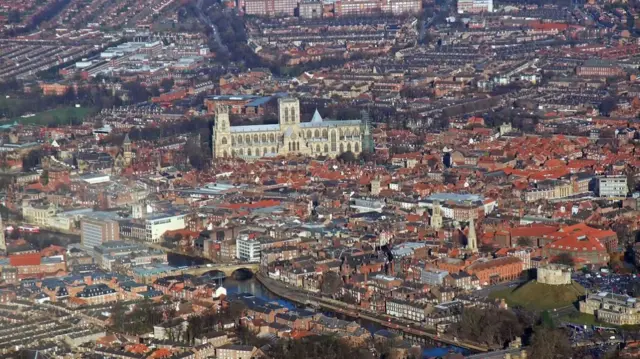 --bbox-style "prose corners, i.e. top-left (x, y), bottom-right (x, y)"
top-left (195, 0), bottom-right (228, 54)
